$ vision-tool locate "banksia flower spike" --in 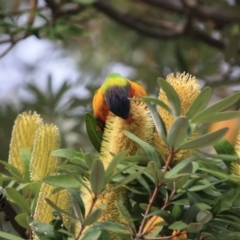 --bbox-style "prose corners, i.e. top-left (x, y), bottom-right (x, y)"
top-left (81, 100), bottom-right (154, 239)
top-left (8, 111), bottom-right (43, 174)
top-left (154, 72), bottom-right (201, 162)
top-left (231, 130), bottom-right (240, 177)
top-left (33, 182), bottom-right (72, 239)
top-left (30, 124), bottom-right (60, 181)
